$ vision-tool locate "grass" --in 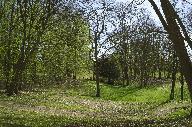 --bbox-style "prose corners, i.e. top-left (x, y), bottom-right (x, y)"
top-left (0, 80), bottom-right (191, 126)
top-left (65, 80), bottom-right (190, 103)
